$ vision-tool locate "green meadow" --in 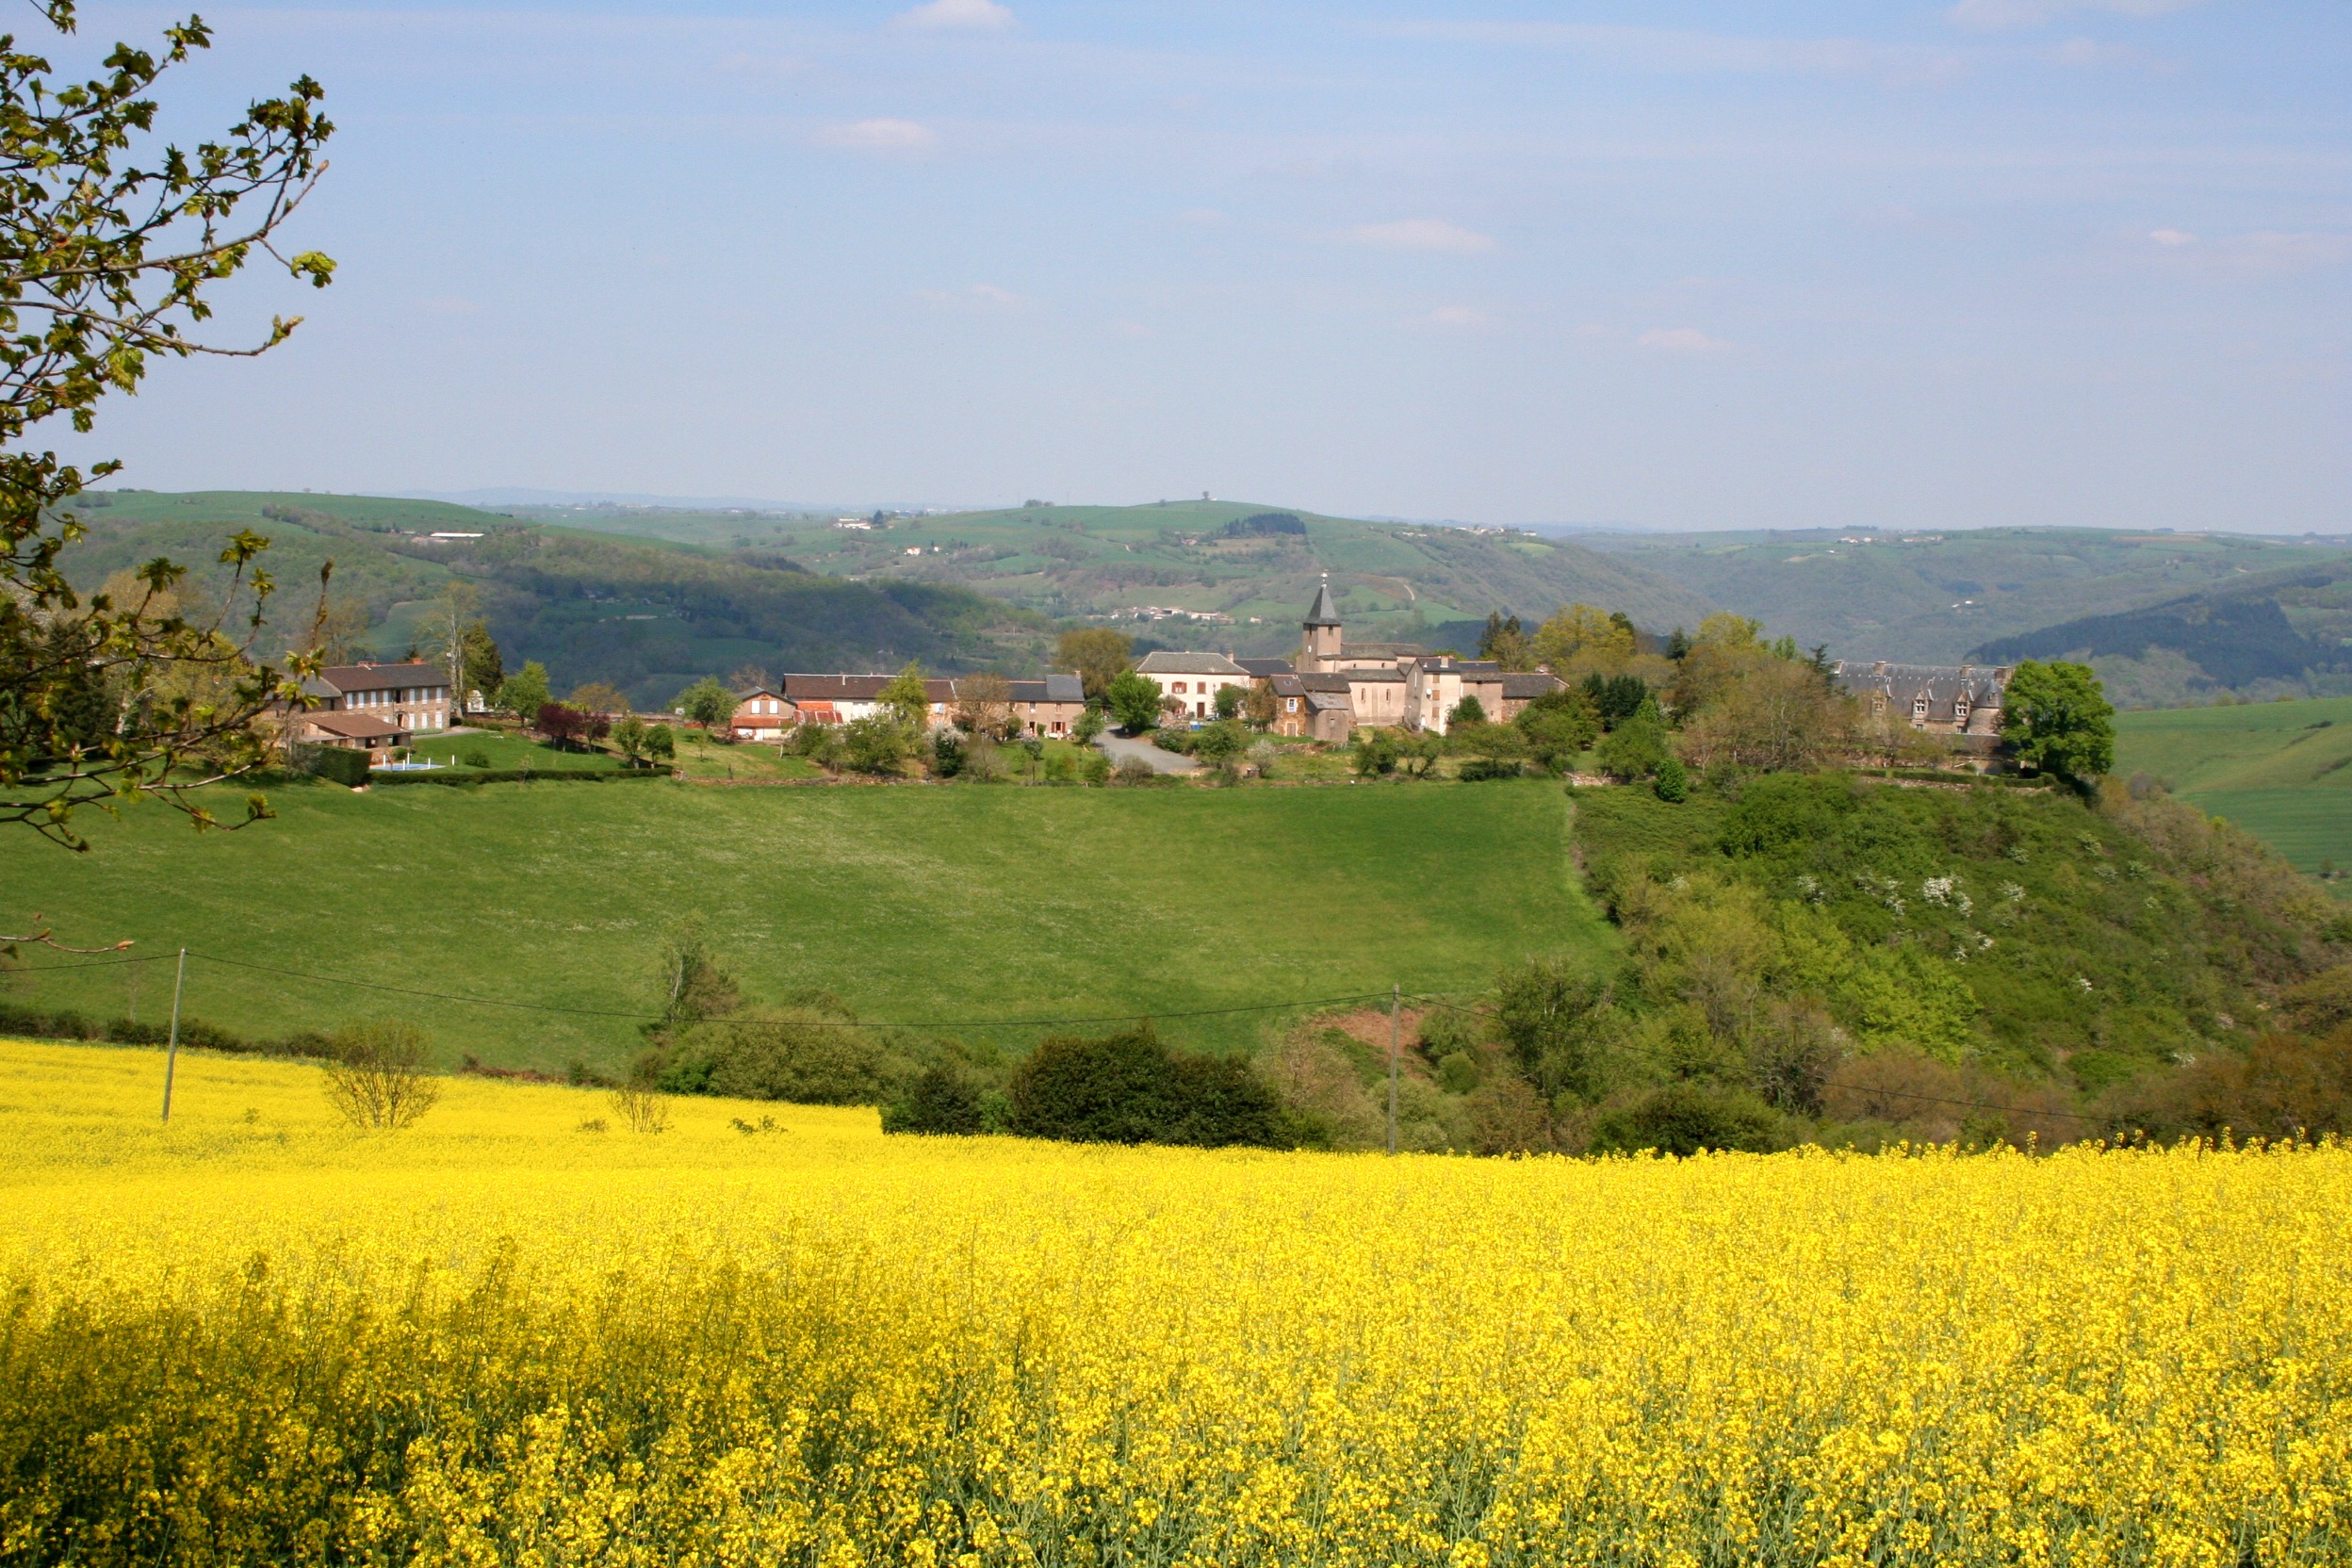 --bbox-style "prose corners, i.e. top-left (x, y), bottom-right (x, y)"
top-left (2115, 695), bottom-right (2352, 887)
top-left (0, 779), bottom-right (1608, 1072)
